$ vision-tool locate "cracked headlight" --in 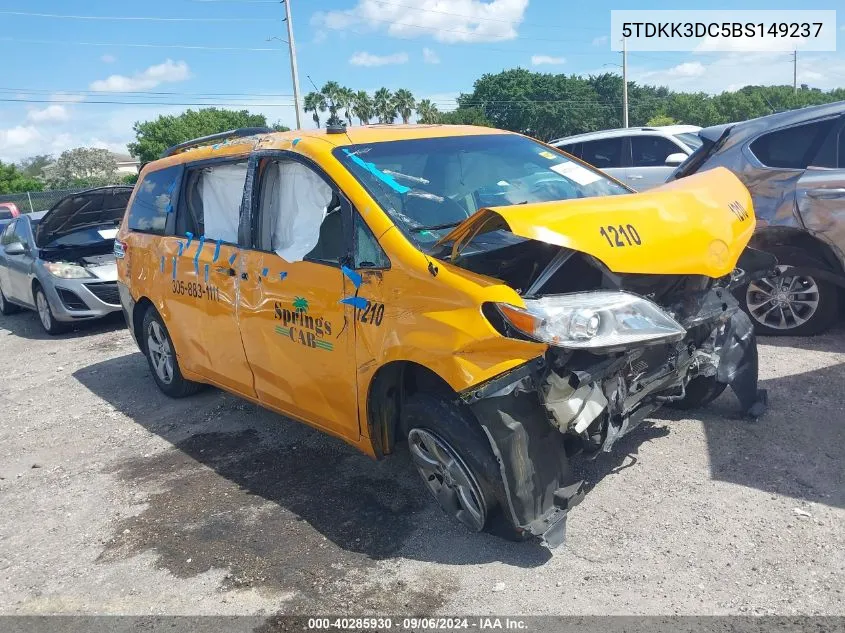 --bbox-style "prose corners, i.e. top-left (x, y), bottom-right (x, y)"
top-left (495, 291), bottom-right (686, 350)
top-left (44, 262), bottom-right (95, 279)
